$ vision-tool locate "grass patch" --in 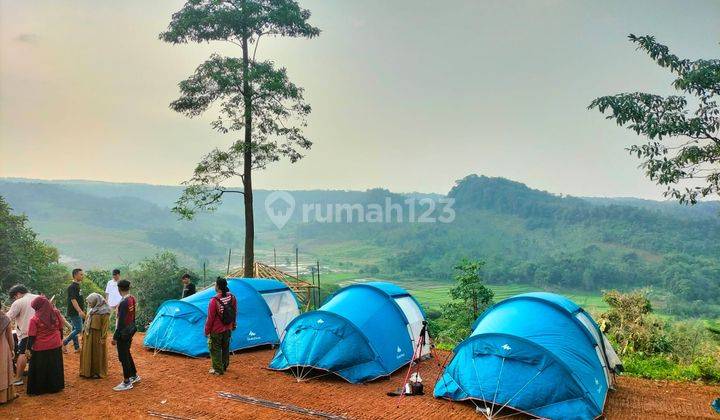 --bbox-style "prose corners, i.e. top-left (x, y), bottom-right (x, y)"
top-left (622, 354), bottom-right (720, 382)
